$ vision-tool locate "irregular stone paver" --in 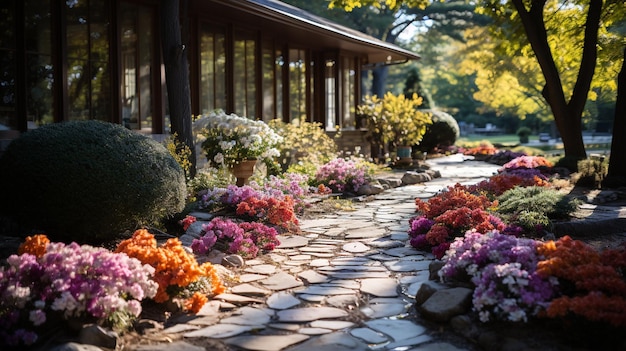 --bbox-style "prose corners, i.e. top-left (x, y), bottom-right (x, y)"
top-left (277, 236), bottom-right (310, 248)
top-left (183, 323), bottom-right (257, 338)
top-left (288, 332), bottom-right (368, 351)
top-left (309, 320), bottom-right (354, 330)
top-left (341, 242), bottom-right (370, 253)
top-left (259, 272), bottom-right (303, 290)
top-left (360, 278), bottom-right (398, 297)
top-left (220, 307), bottom-right (273, 326)
top-left (214, 293), bottom-right (264, 304)
top-left (277, 307), bottom-right (348, 322)
top-left (135, 341), bottom-right (205, 351)
top-left (267, 292), bottom-right (301, 310)
top-left (297, 270), bottom-right (329, 284)
top-left (244, 264), bottom-right (277, 275)
top-left (295, 286), bottom-right (355, 296)
top-left (350, 327), bottom-right (388, 343)
top-left (365, 319), bottom-right (427, 341)
top-left (361, 303), bottom-right (407, 318)
top-left (225, 334), bottom-right (310, 351)
top-left (231, 283), bottom-right (271, 296)
top-left (384, 259), bottom-right (431, 272)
